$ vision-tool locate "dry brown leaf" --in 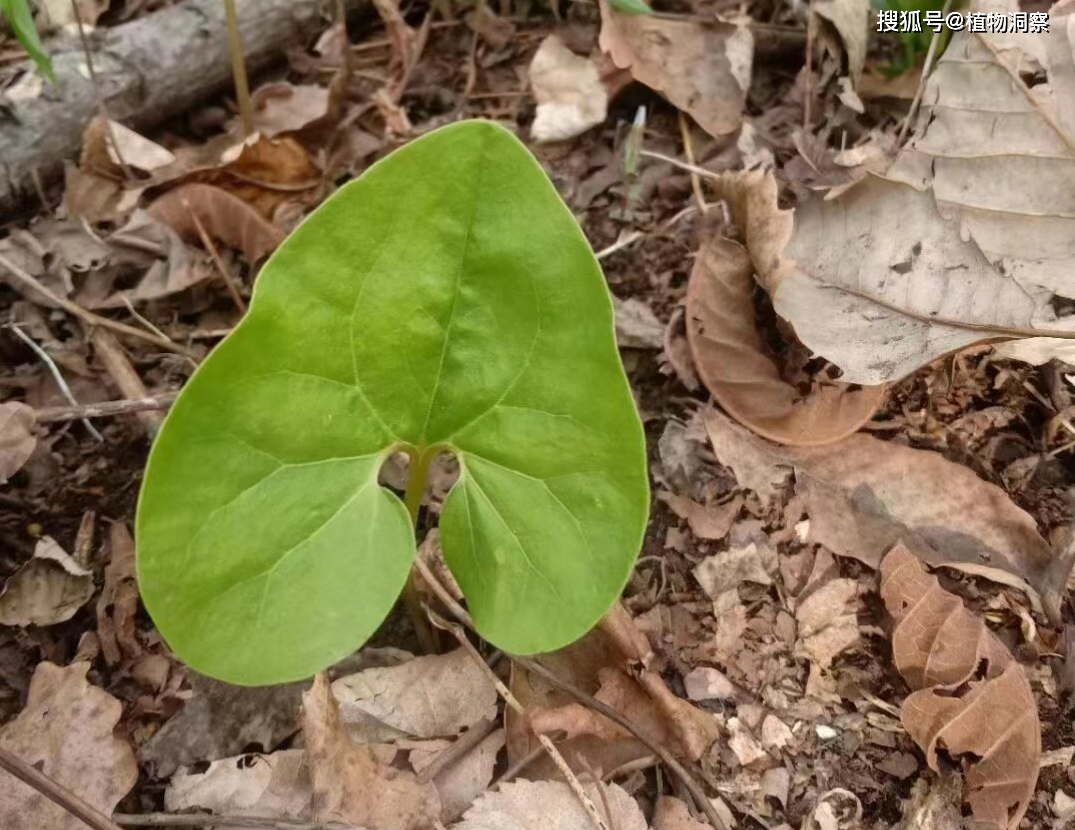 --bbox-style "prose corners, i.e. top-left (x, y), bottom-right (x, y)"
top-left (304, 673), bottom-right (440, 829)
top-left (659, 491), bottom-right (741, 541)
top-left (164, 749), bottom-right (312, 821)
top-left (96, 523), bottom-right (142, 667)
top-left (529, 36), bottom-right (609, 143)
top-left (0, 536), bottom-right (94, 627)
top-left (686, 234), bottom-right (885, 445)
top-left (731, 1), bottom-right (1075, 383)
top-left (705, 407), bottom-right (1069, 620)
top-left (0, 402), bottom-right (35, 483)
top-left (456, 779), bottom-right (648, 830)
top-left (0, 662), bottom-right (137, 830)
top-left (250, 83), bottom-right (334, 138)
top-left (881, 545), bottom-right (1040, 830)
top-left (331, 648), bottom-right (497, 743)
top-left (466, 5), bottom-right (515, 49)
top-left (81, 210), bottom-right (214, 309)
top-left (598, 2), bottom-right (752, 138)
top-left (149, 184), bottom-right (284, 263)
